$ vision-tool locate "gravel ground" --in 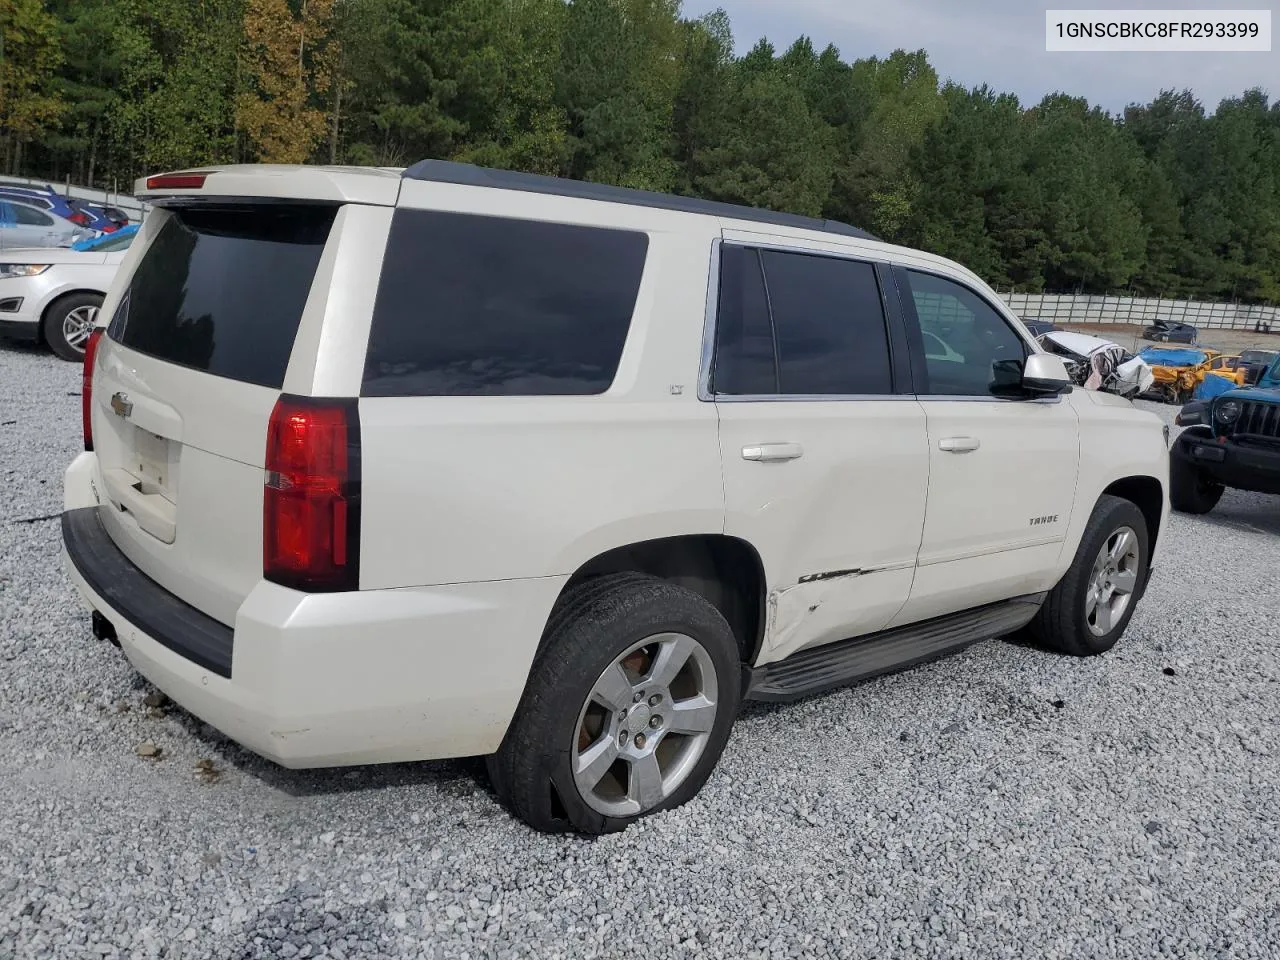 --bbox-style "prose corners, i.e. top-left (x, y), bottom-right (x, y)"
top-left (2, 342), bottom-right (1279, 960)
